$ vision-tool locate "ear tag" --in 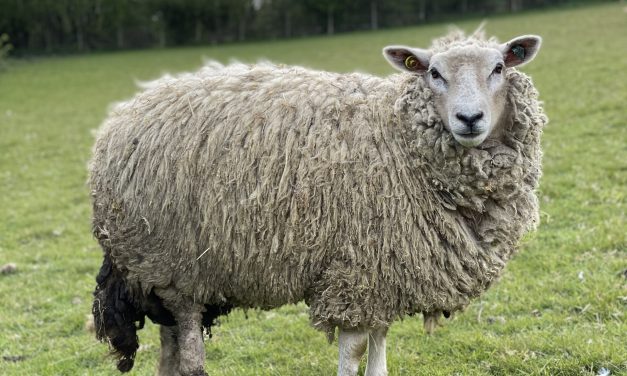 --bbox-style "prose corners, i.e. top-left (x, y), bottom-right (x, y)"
top-left (404, 55), bottom-right (419, 70)
top-left (511, 45), bottom-right (525, 60)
